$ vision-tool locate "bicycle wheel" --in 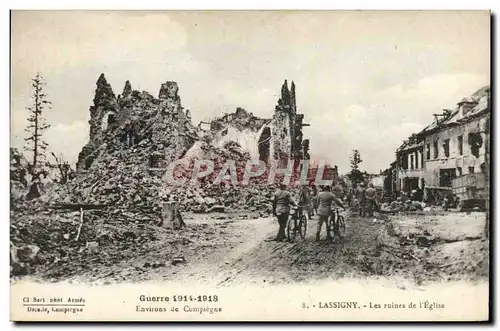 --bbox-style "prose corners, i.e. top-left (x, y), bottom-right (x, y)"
top-left (287, 217), bottom-right (296, 242)
top-left (338, 215), bottom-right (346, 236)
top-left (299, 214), bottom-right (307, 239)
top-left (327, 214), bottom-right (336, 238)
